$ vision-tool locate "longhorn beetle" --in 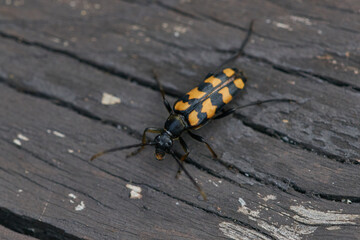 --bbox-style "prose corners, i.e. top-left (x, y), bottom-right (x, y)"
top-left (91, 21), bottom-right (295, 200)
